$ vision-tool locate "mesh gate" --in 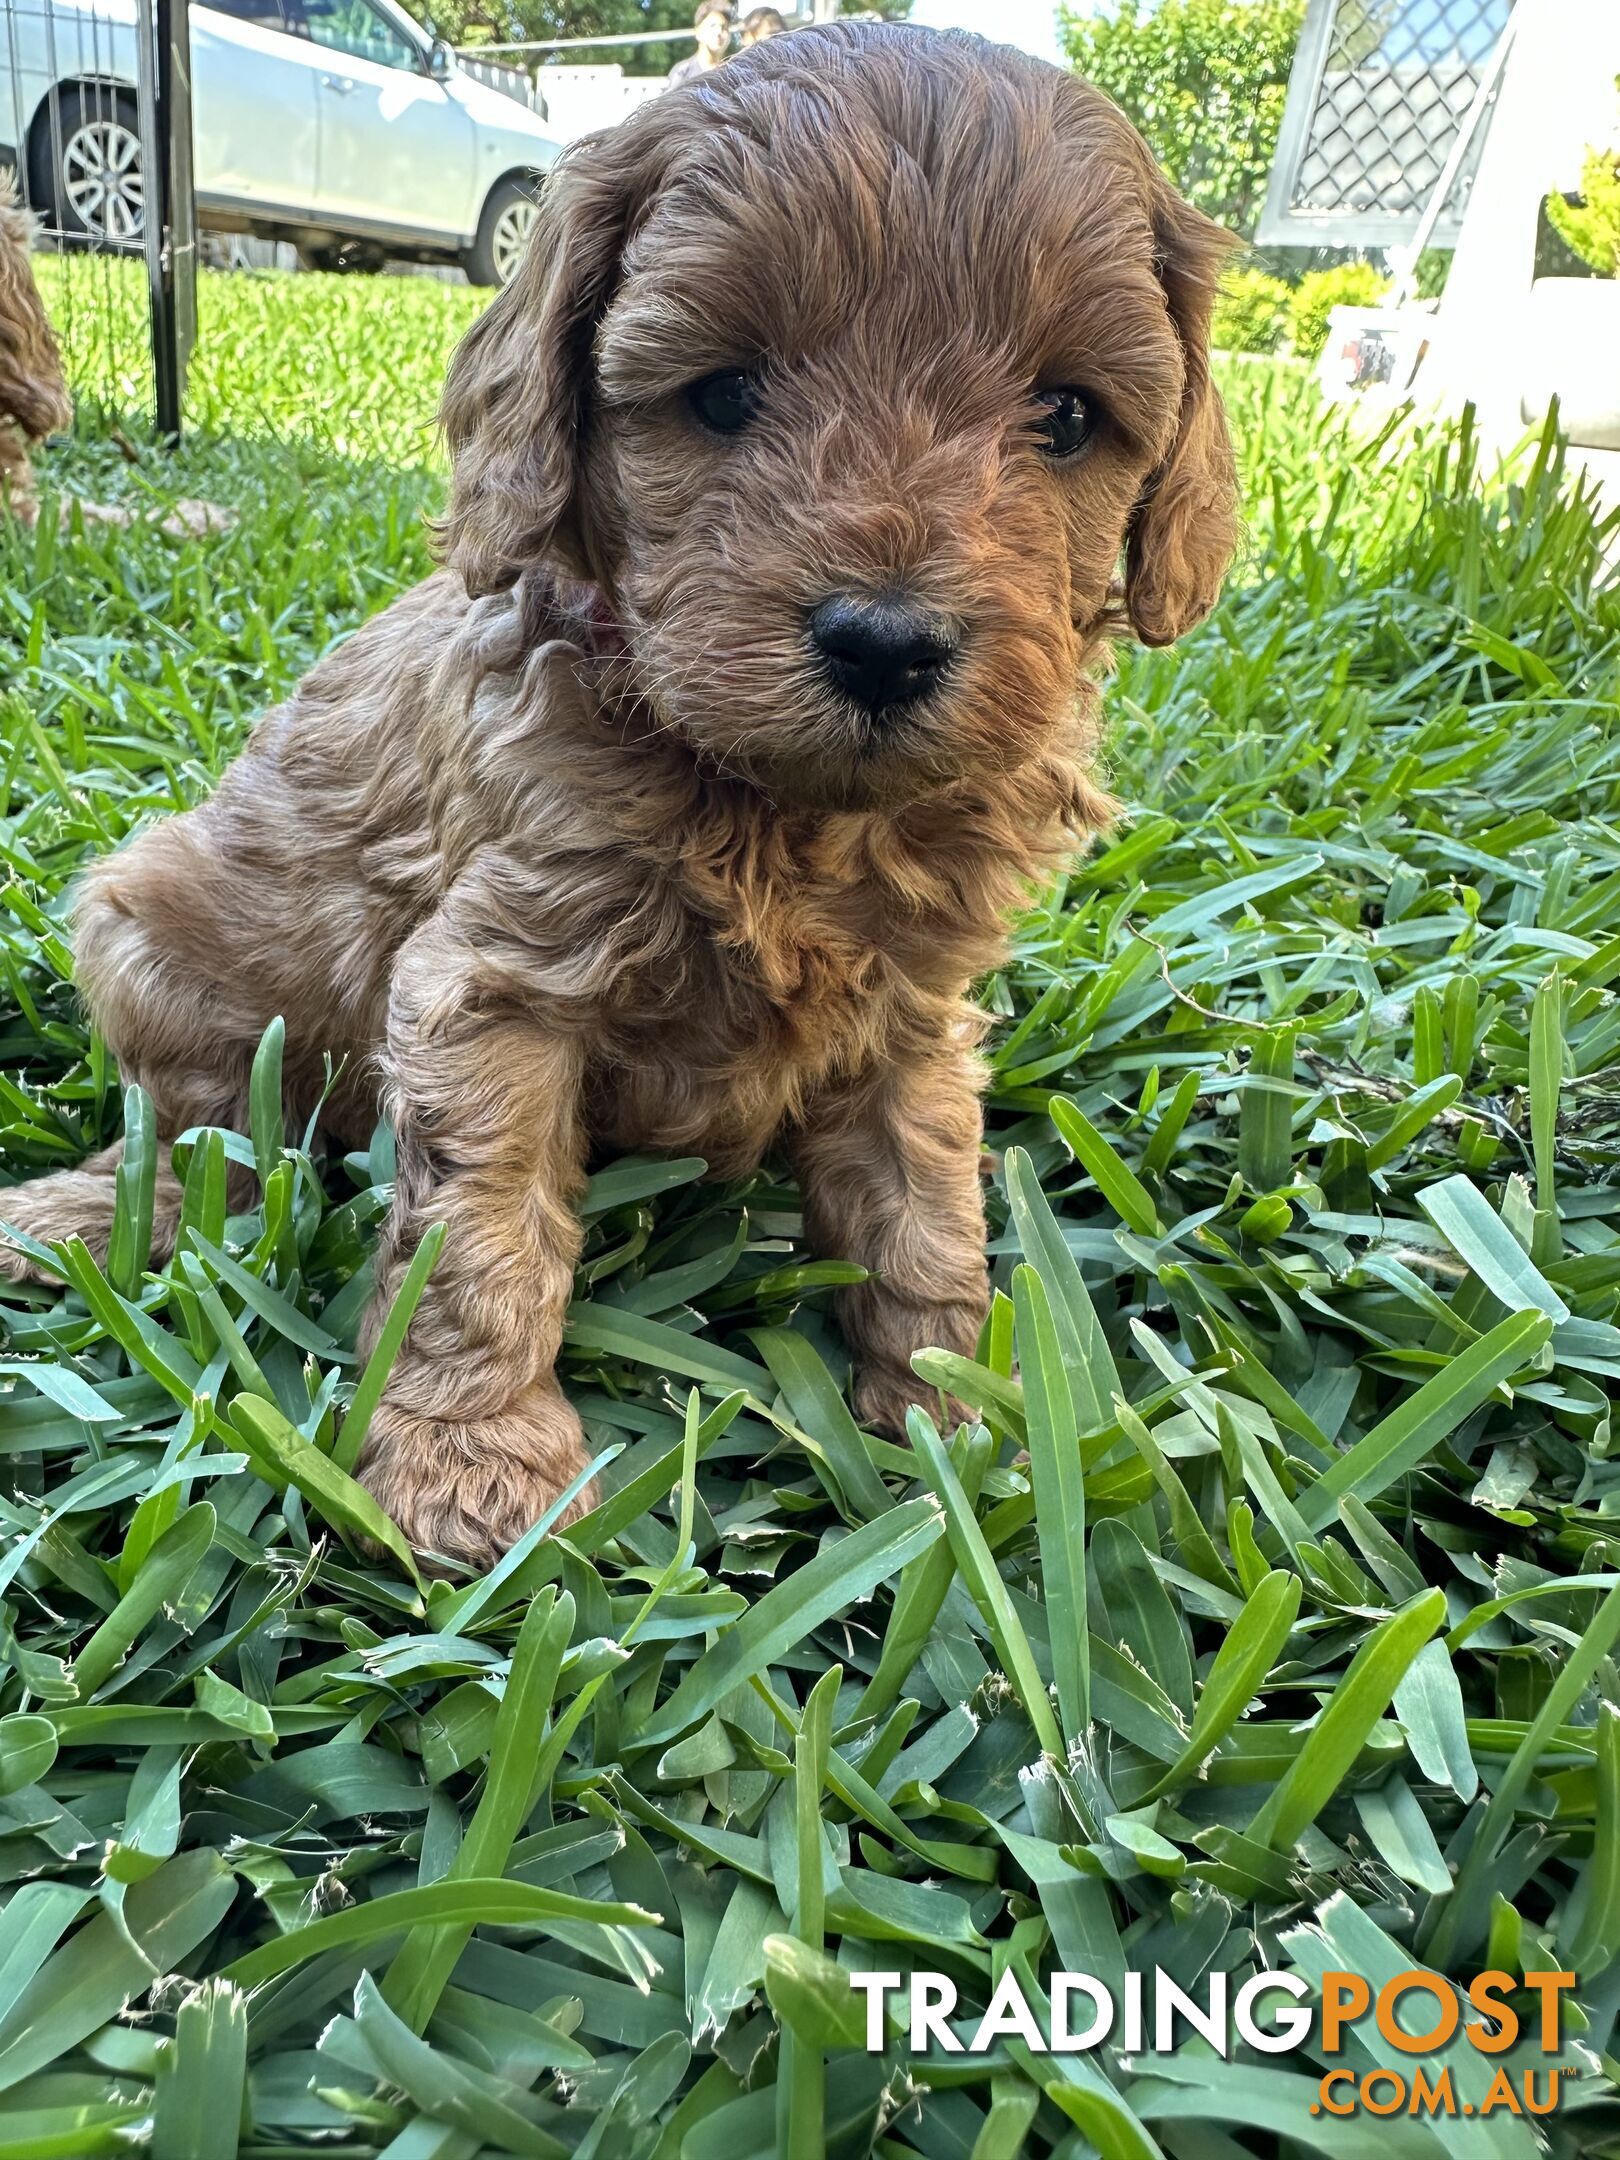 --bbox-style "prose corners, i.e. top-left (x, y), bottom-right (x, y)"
top-left (1, 0), bottom-right (194, 430)
top-left (1258, 0), bottom-right (1515, 248)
